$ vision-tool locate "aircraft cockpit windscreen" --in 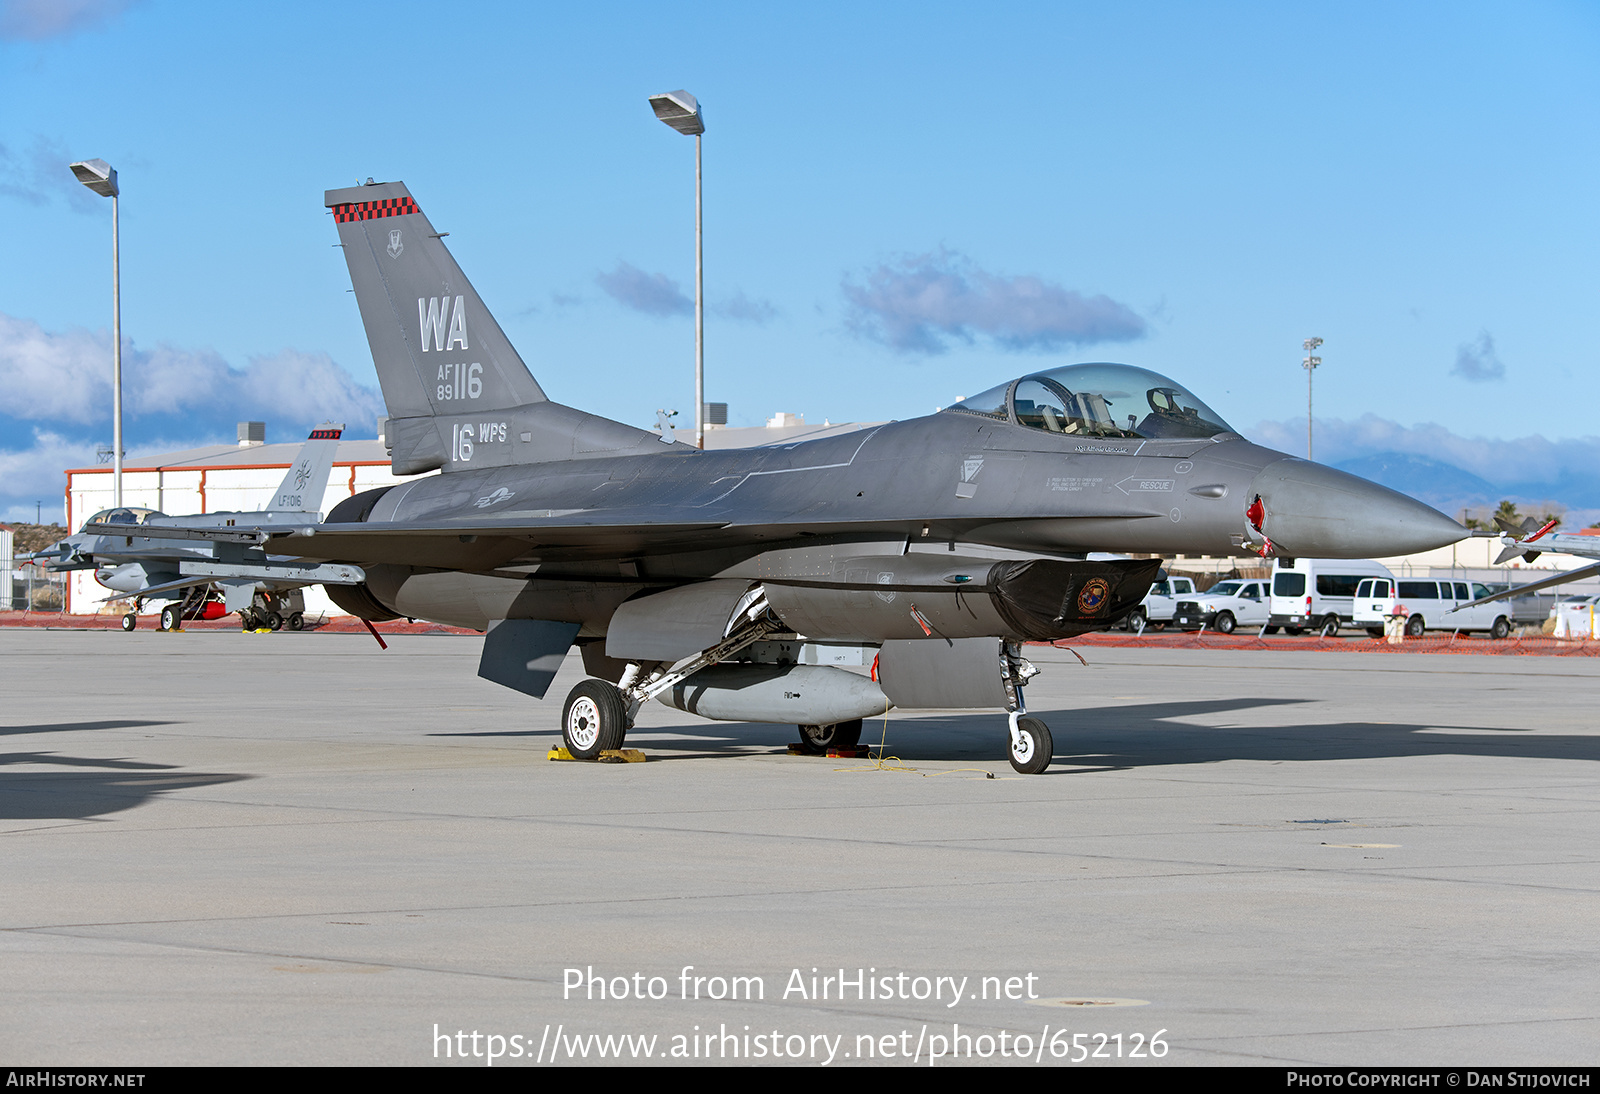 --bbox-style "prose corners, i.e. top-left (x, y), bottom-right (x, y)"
top-left (82, 507), bottom-right (166, 530)
top-left (945, 363), bottom-right (1235, 440)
